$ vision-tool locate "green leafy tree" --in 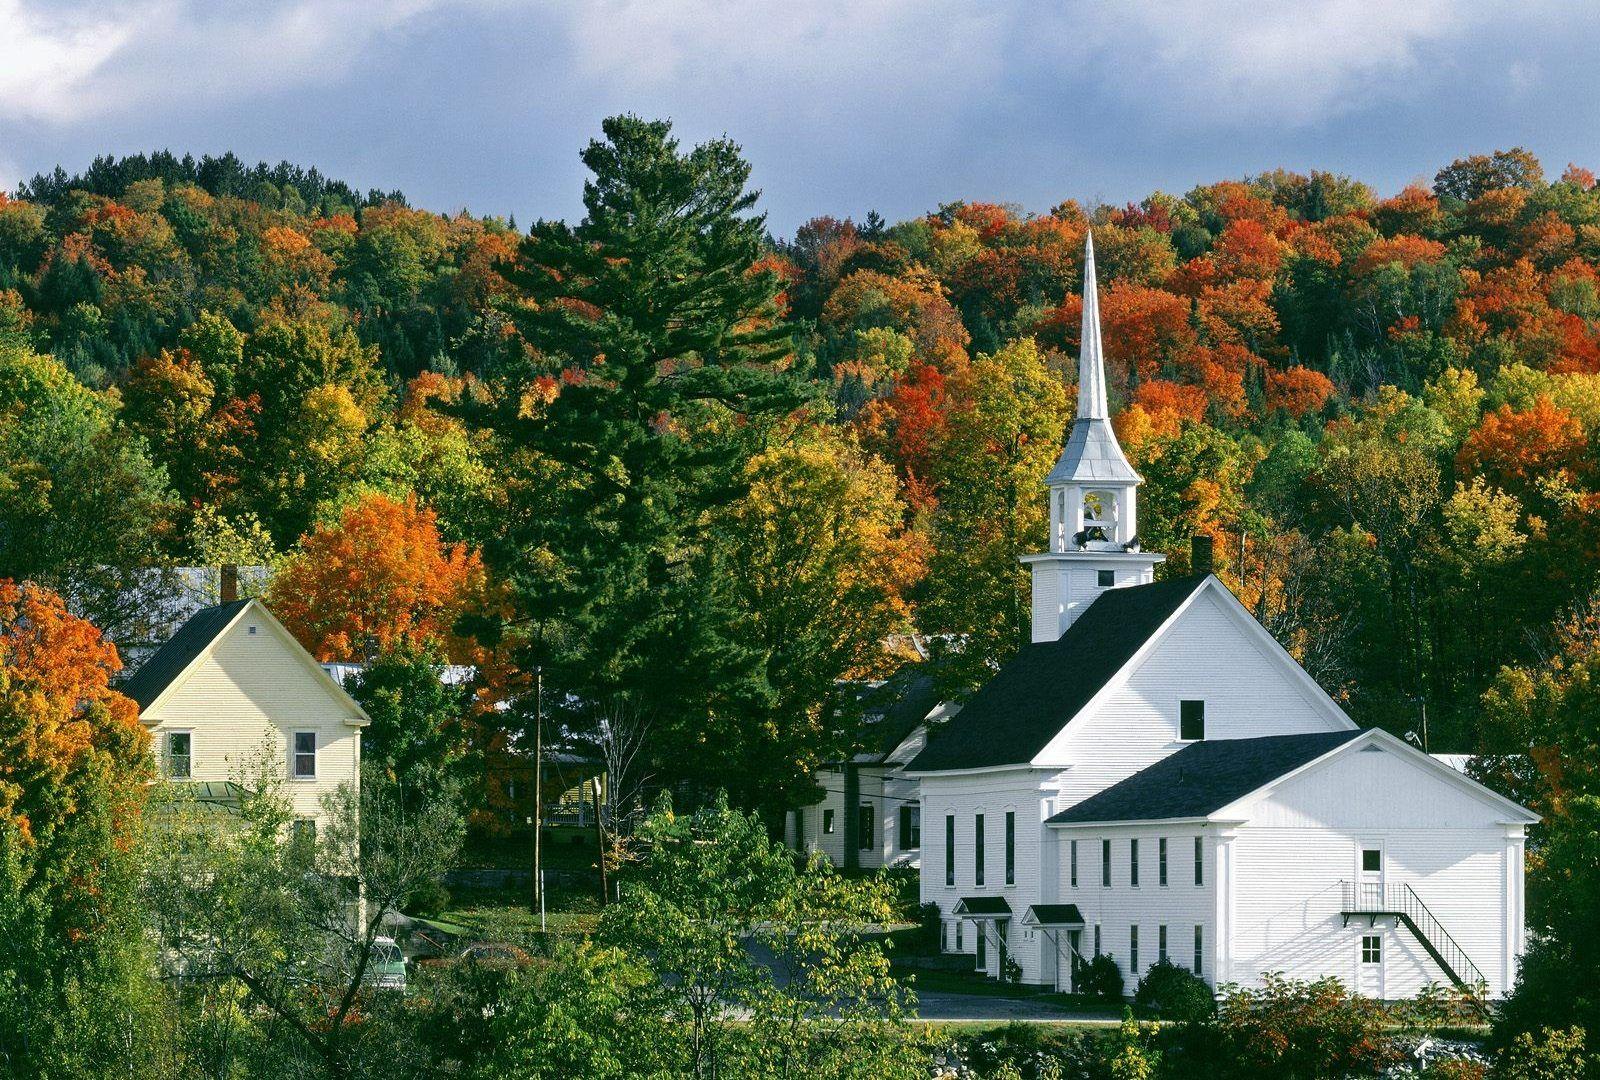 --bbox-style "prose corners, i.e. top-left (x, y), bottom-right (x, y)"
top-left (346, 643), bottom-right (475, 809)
top-left (919, 337), bottom-right (1070, 691)
top-left (143, 767), bottom-right (463, 1080)
top-left (0, 344), bottom-right (176, 638)
top-left (594, 795), bottom-right (918, 1079)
